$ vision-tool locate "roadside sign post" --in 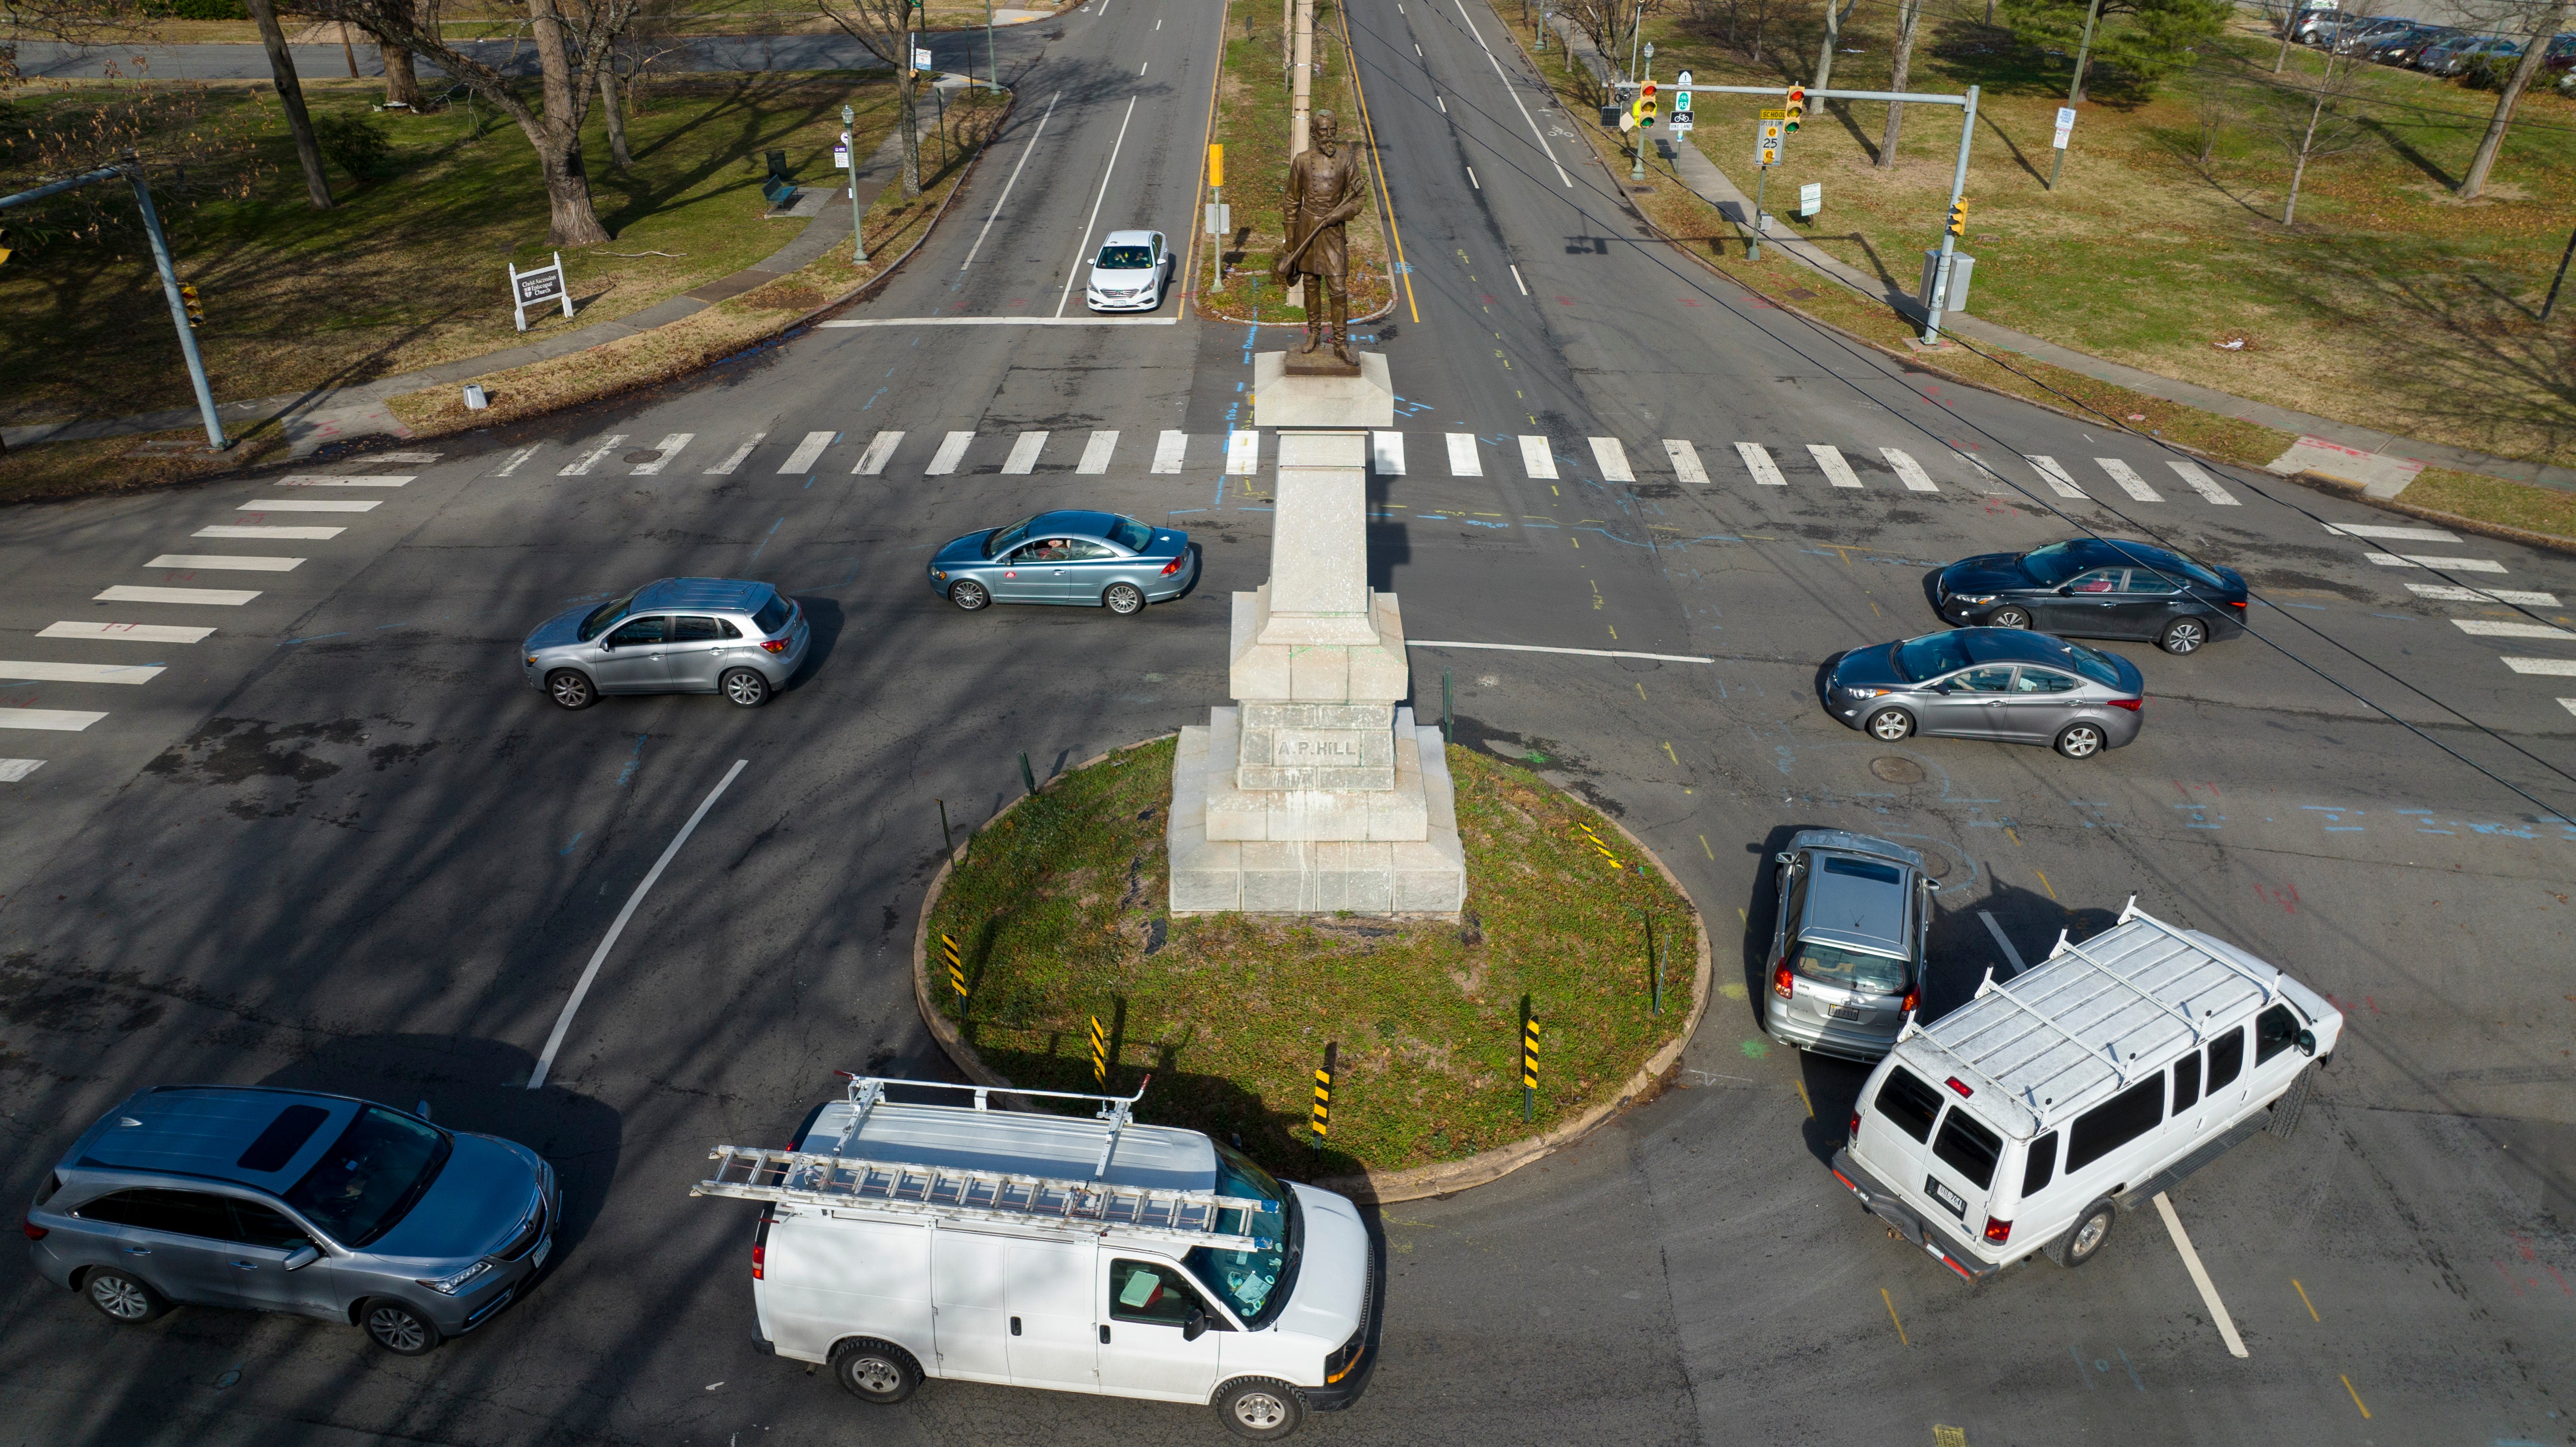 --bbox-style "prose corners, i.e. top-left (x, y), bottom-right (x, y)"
top-left (1671, 72), bottom-right (1692, 133)
top-left (1800, 181), bottom-right (1821, 219)
top-left (1749, 119), bottom-right (1781, 259)
top-left (2047, 104), bottom-right (2077, 191)
top-left (1206, 145), bottom-right (1230, 292)
top-left (508, 252), bottom-right (572, 332)
top-left (844, 104), bottom-right (868, 264)
top-left (2048, 0), bottom-right (2104, 192)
